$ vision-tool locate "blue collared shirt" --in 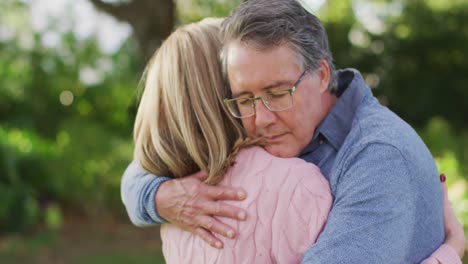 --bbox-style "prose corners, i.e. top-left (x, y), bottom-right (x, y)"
top-left (121, 69), bottom-right (444, 263)
top-left (300, 69), bottom-right (444, 263)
